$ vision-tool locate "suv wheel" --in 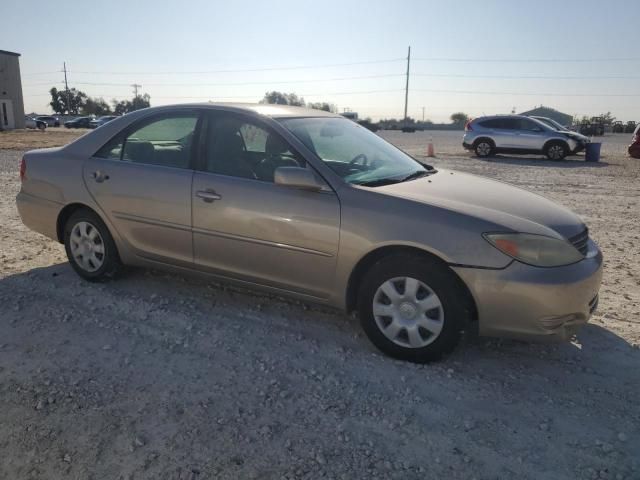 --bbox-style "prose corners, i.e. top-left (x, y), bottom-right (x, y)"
top-left (474, 139), bottom-right (494, 158)
top-left (545, 142), bottom-right (568, 161)
top-left (357, 254), bottom-right (469, 363)
top-left (64, 209), bottom-right (121, 281)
